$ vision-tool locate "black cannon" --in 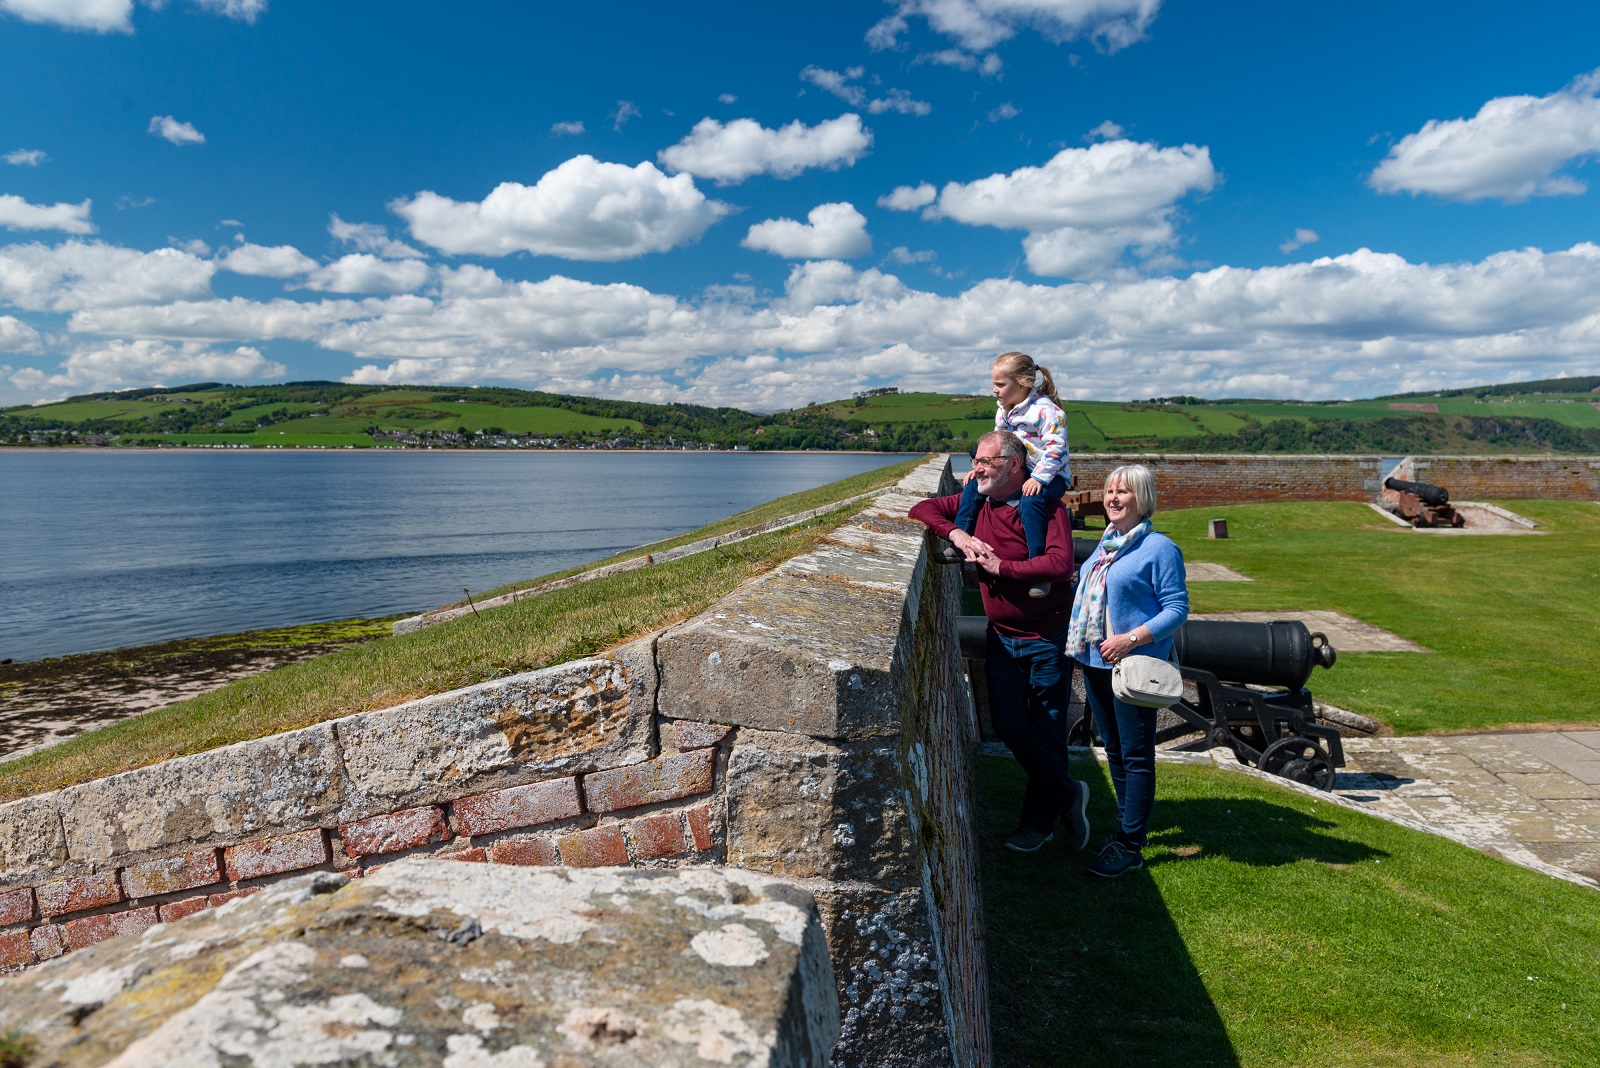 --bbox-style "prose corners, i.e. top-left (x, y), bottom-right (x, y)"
top-left (955, 616), bottom-right (1345, 790)
top-left (1383, 476), bottom-right (1464, 528)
